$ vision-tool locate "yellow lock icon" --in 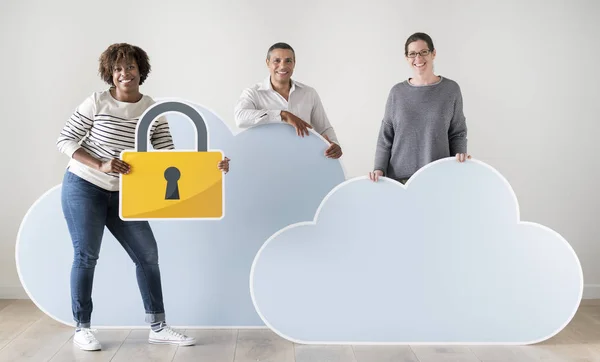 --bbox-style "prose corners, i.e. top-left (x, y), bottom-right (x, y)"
top-left (119, 101), bottom-right (224, 220)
